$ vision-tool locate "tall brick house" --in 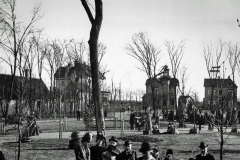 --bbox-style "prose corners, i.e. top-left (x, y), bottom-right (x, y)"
top-left (54, 61), bottom-right (106, 113)
top-left (142, 66), bottom-right (179, 112)
top-left (203, 77), bottom-right (237, 110)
